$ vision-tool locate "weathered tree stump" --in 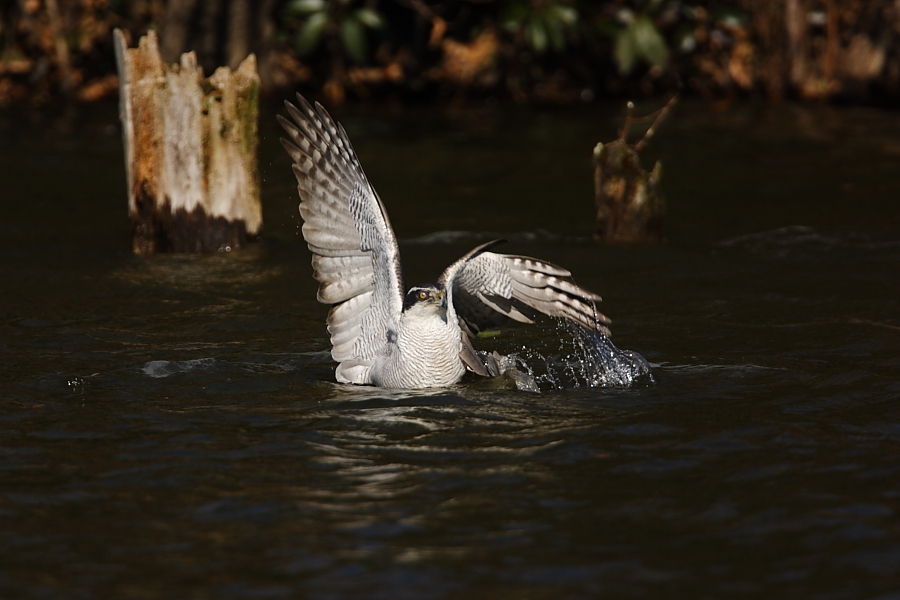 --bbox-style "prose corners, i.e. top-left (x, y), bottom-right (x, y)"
top-left (593, 99), bottom-right (674, 244)
top-left (592, 140), bottom-right (664, 243)
top-left (113, 28), bottom-right (262, 254)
